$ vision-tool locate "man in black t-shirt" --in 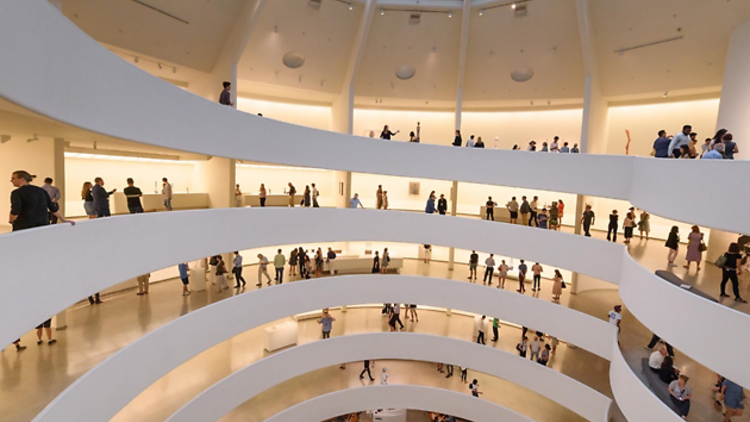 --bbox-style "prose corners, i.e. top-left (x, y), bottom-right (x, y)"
top-left (581, 205), bottom-right (595, 237)
top-left (123, 178), bottom-right (144, 214)
top-left (9, 171), bottom-right (73, 231)
top-left (437, 194), bottom-right (448, 215)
